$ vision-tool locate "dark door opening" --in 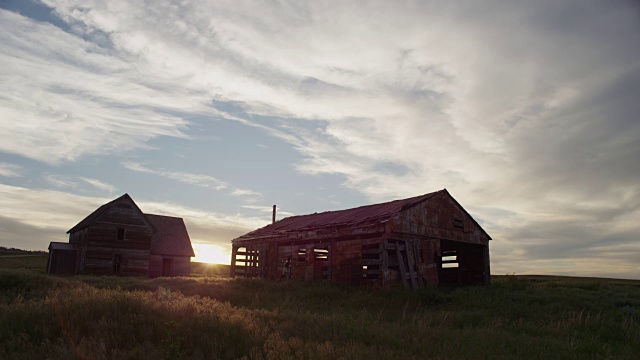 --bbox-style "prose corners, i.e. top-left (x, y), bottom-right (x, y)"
top-left (439, 240), bottom-right (488, 286)
top-left (113, 254), bottom-right (121, 275)
top-left (162, 258), bottom-right (173, 277)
